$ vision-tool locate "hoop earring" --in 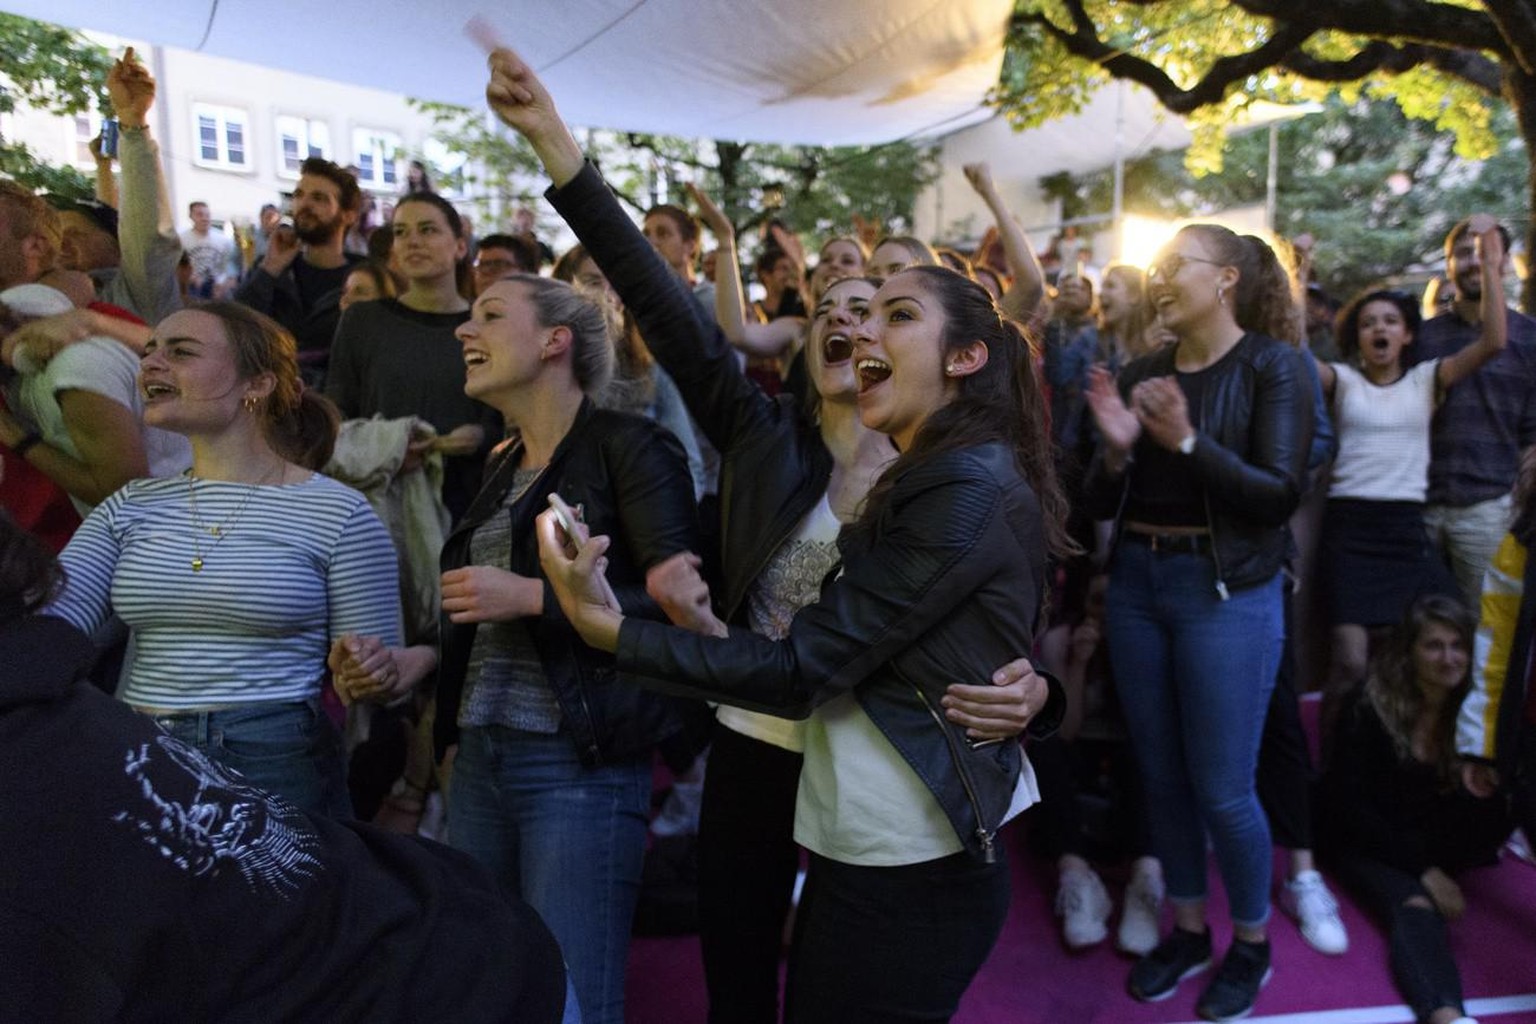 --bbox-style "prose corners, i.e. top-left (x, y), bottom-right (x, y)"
top-left (242, 395), bottom-right (260, 414)
top-left (1216, 284), bottom-right (1227, 305)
